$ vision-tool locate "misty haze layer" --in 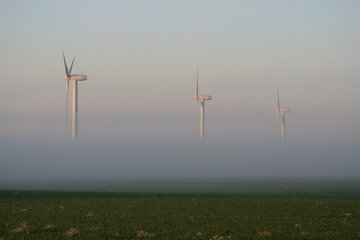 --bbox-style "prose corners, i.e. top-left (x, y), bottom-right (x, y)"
top-left (0, 1), bottom-right (359, 181)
